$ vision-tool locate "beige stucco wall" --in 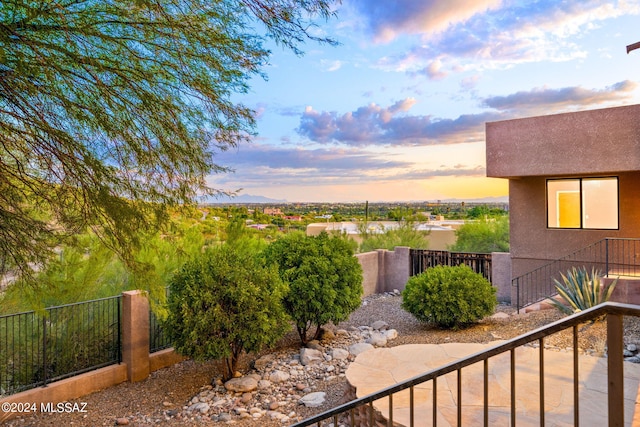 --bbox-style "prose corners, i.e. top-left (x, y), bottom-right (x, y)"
top-left (356, 251), bottom-right (380, 296)
top-left (491, 252), bottom-right (512, 303)
top-left (486, 104), bottom-right (640, 179)
top-left (355, 247), bottom-right (411, 296)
